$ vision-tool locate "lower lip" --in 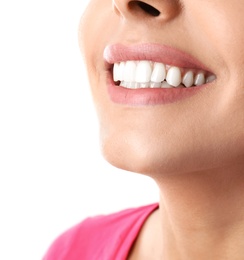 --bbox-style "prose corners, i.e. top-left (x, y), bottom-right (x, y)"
top-left (107, 73), bottom-right (206, 106)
